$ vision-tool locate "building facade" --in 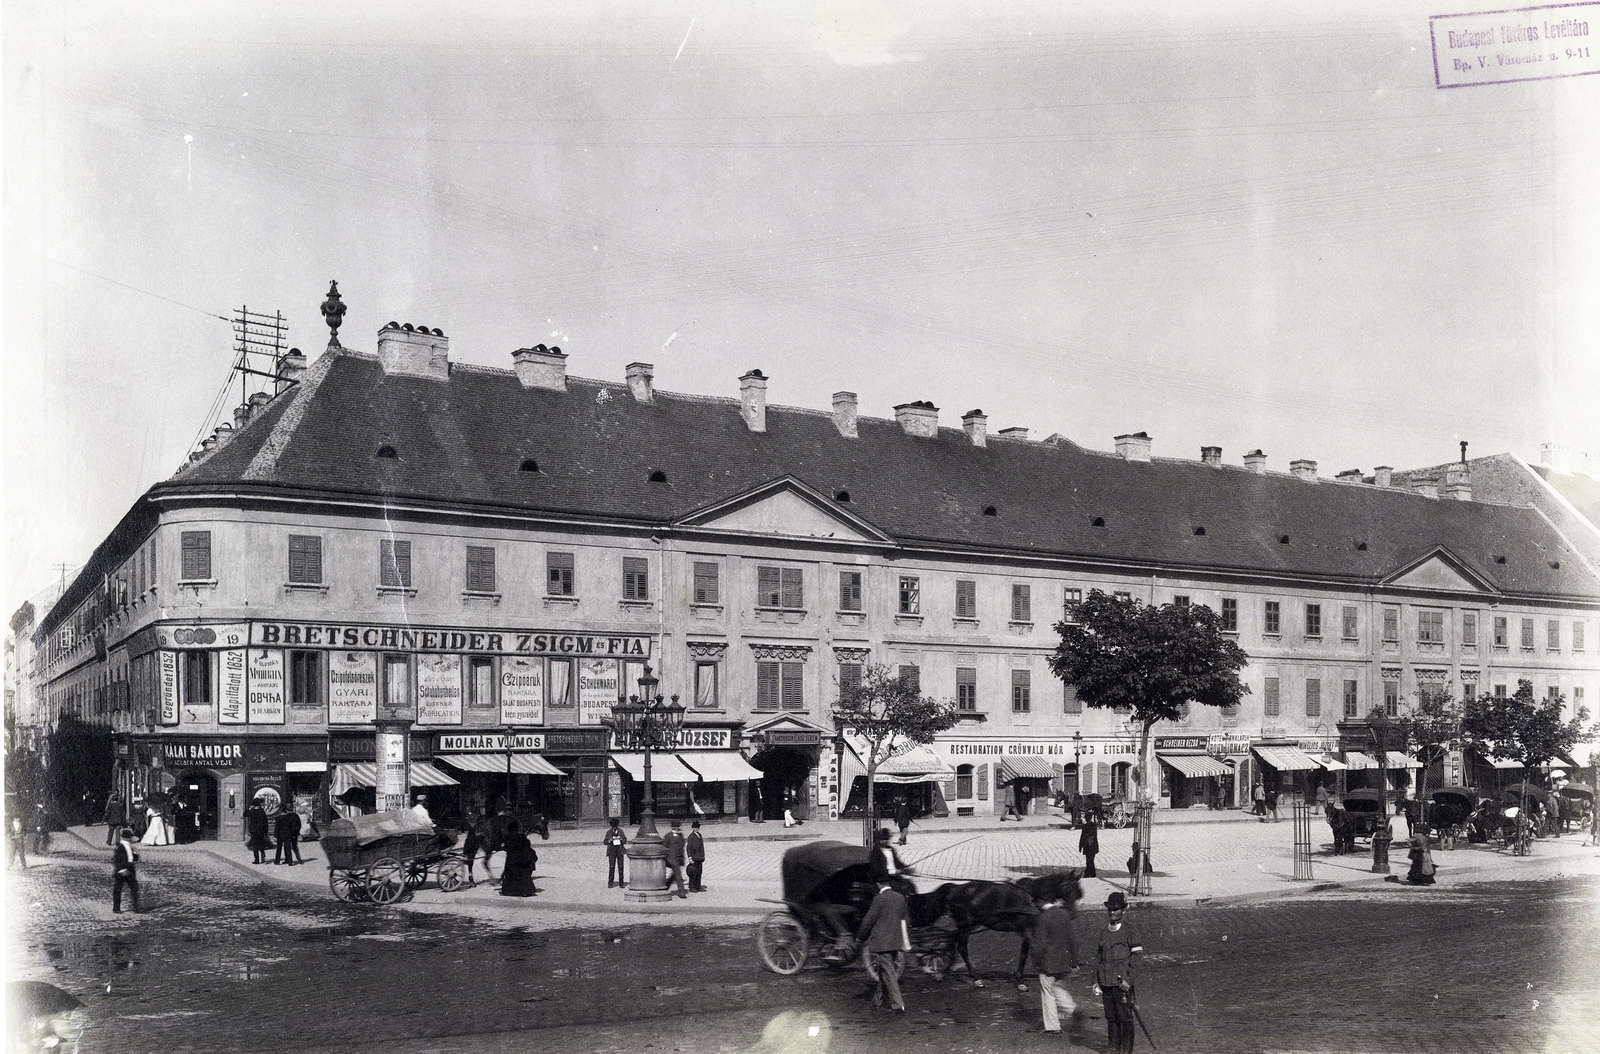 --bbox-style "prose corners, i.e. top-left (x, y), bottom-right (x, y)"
top-left (33, 303), bottom-right (1600, 836)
